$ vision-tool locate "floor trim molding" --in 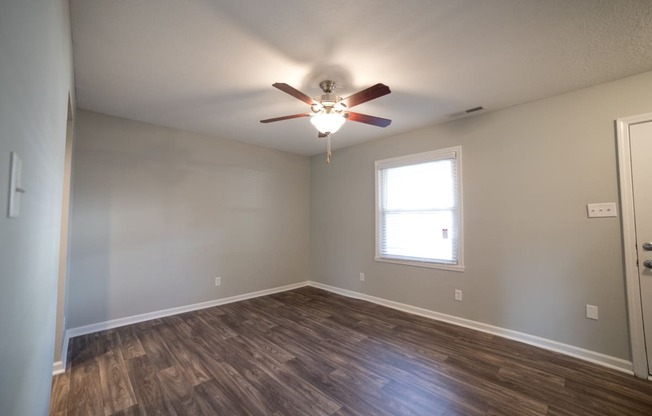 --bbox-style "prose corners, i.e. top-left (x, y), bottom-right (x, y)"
top-left (55, 280), bottom-right (633, 376)
top-left (61, 282), bottom-right (309, 361)
top-left (54, 332), bottom-right (71, 375)
top-left (308, 281), bottom-right (634, 375)
top-left (67, 281), bottom-right (308, 339)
